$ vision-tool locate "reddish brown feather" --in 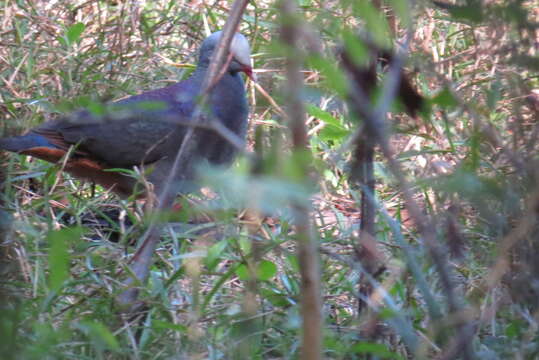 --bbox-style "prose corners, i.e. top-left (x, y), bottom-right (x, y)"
top-left (20, 147), bottom-right (137, 197)
top-left (21, 146), bottom-right (68, 162)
